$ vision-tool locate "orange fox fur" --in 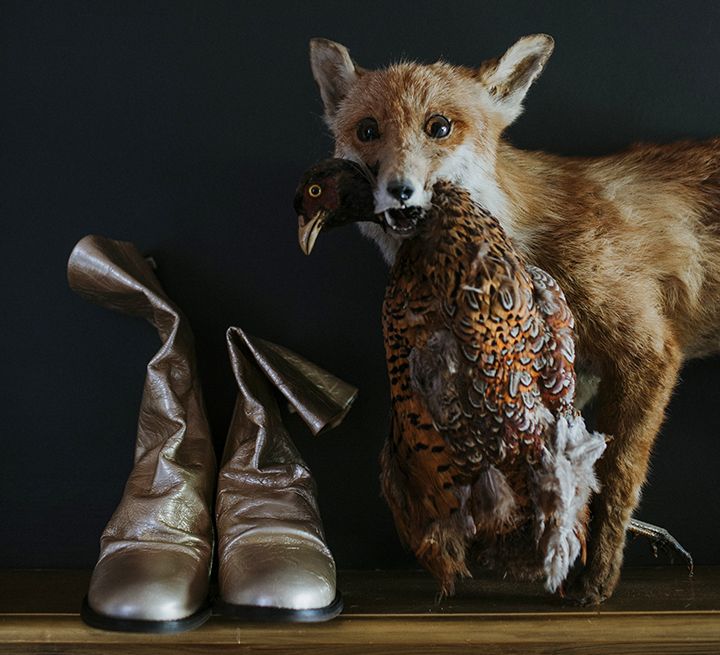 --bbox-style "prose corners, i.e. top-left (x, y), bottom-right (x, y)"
top-left (309, 35), bottom-right (720, 603)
